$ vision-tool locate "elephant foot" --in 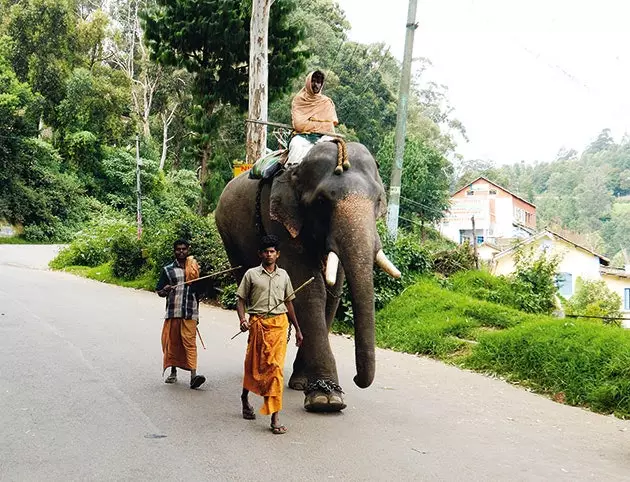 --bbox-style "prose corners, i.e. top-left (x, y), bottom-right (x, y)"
top-left (304, 380), bottom-right (346, 412)
top-left (288, 374), bottom-right (308, 391)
